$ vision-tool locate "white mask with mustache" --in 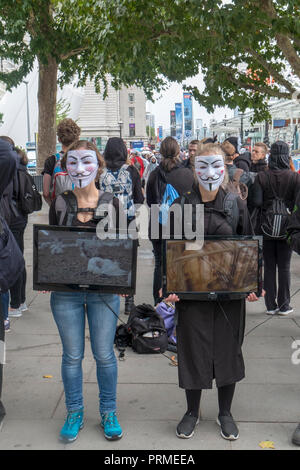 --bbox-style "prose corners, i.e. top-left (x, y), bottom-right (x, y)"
top-left (66, 150), bottom-right (99, 188)
top-left (194, 155), bottom-right (225, 191)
